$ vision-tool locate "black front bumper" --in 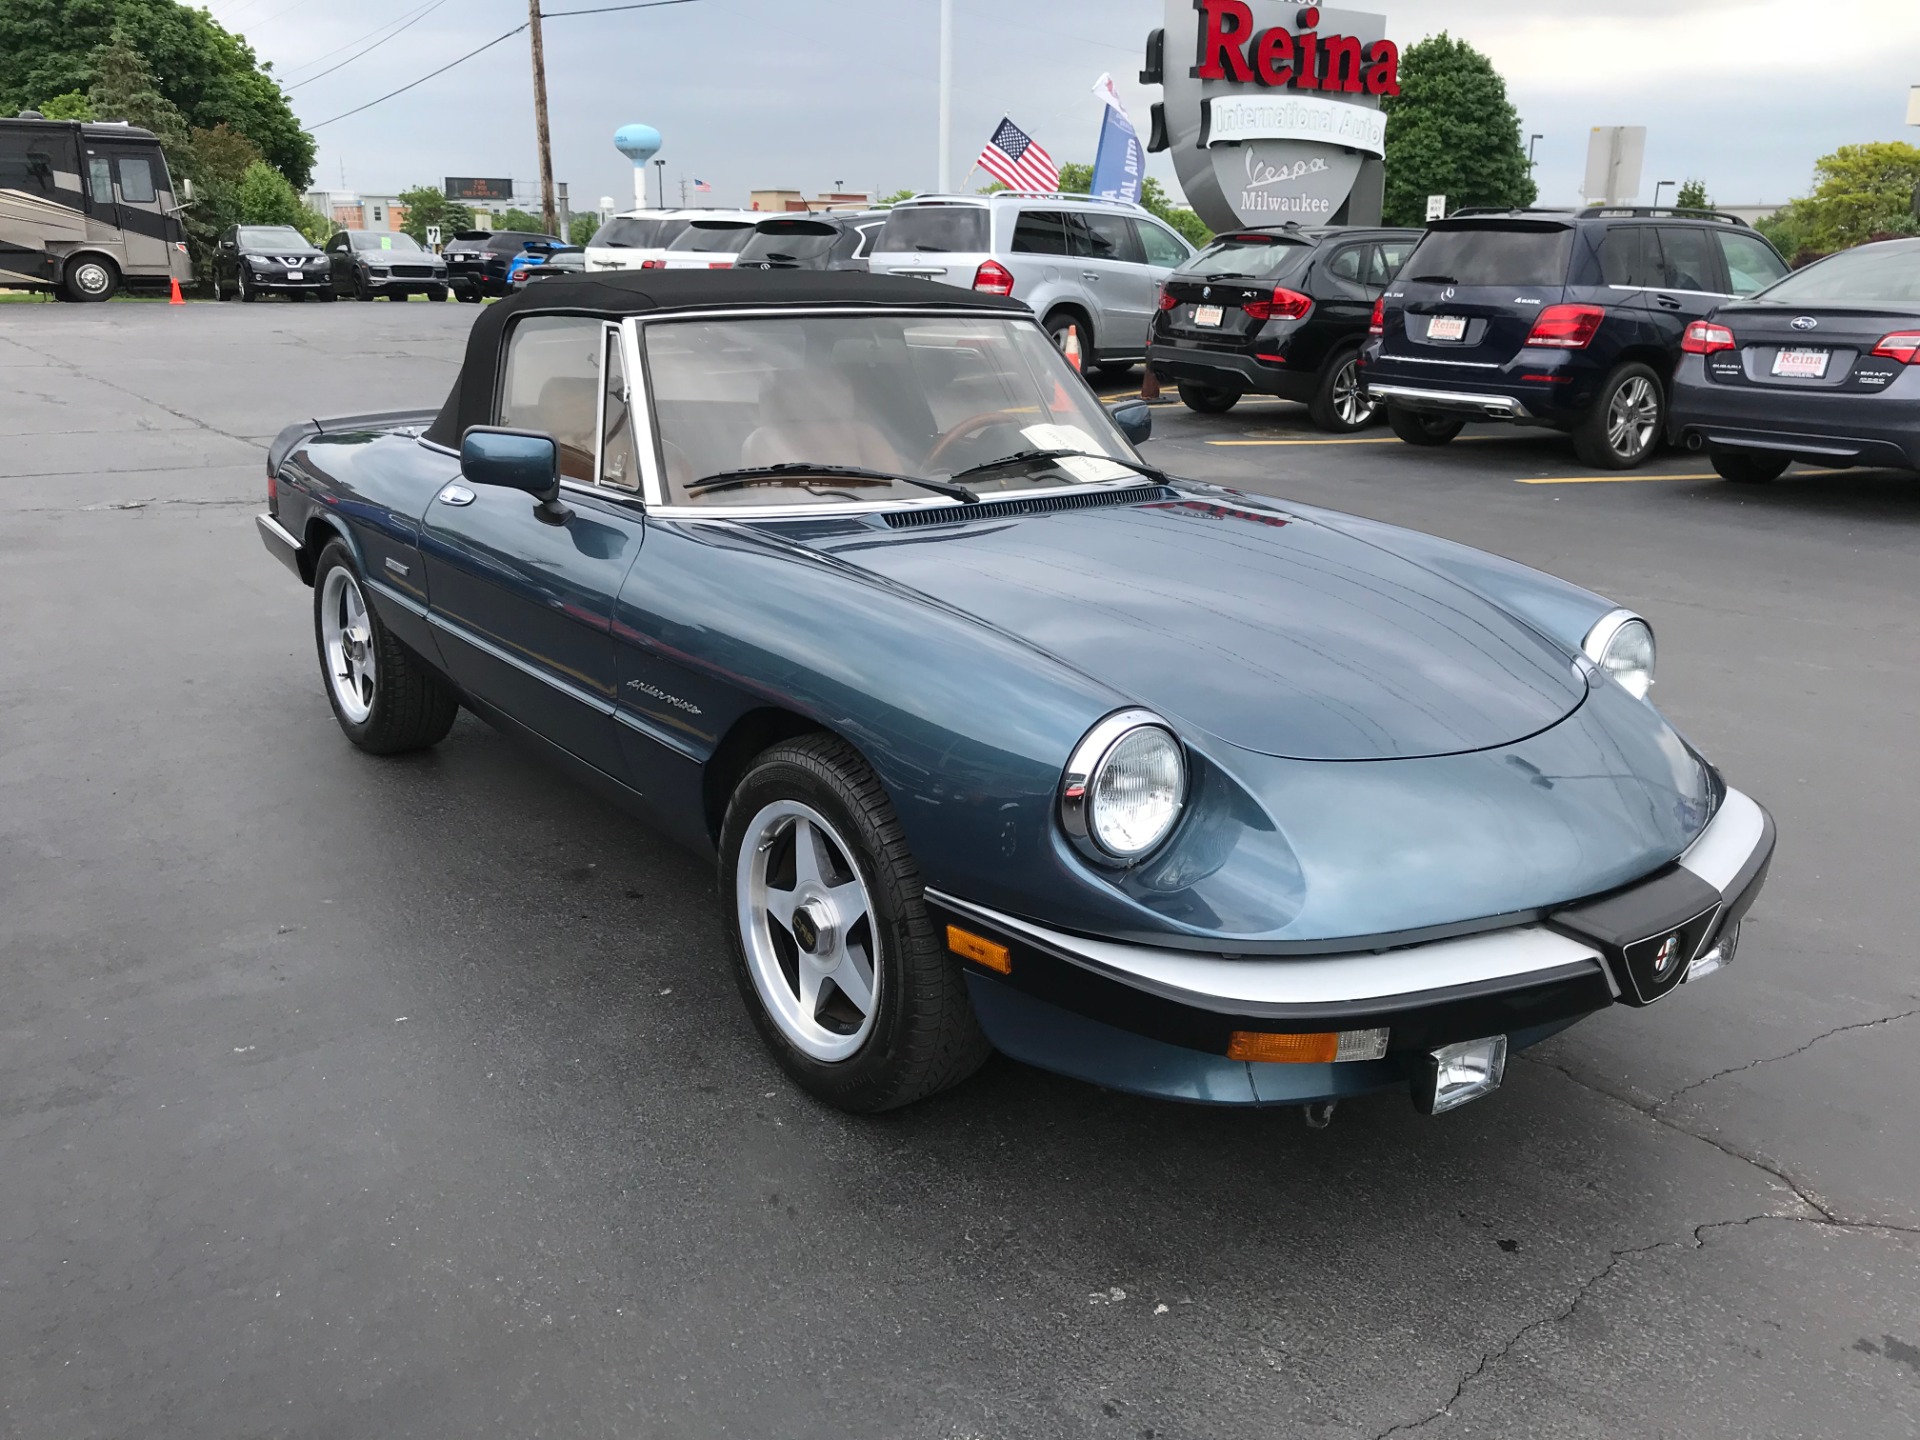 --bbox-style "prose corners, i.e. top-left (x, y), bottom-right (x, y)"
top-left (925, 790), bottom-right (1774, 1107)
